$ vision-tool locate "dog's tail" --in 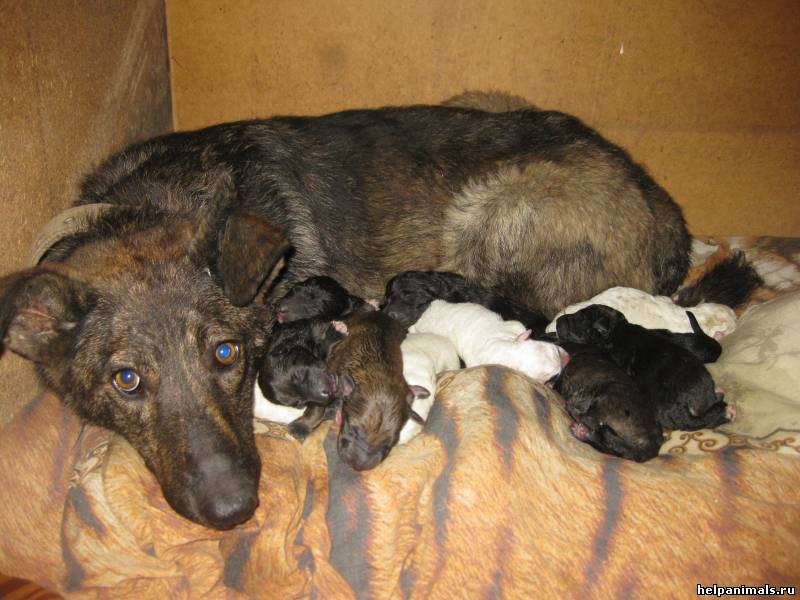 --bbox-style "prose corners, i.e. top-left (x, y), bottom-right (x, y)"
top-left (673, 250), bottom-right (763, 310)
